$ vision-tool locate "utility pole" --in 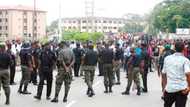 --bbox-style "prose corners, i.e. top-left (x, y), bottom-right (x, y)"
top-left (33, 0), bottom-right (37, 41)
top-left (85, 0), bottom-right (94, 33)
top-left (58, 0), bottom-right (62, 42)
